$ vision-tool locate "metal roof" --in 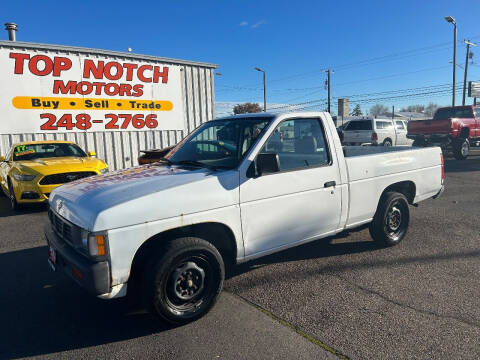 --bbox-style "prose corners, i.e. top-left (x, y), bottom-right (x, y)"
top-left (0, 40), bottom-right (218, 68)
